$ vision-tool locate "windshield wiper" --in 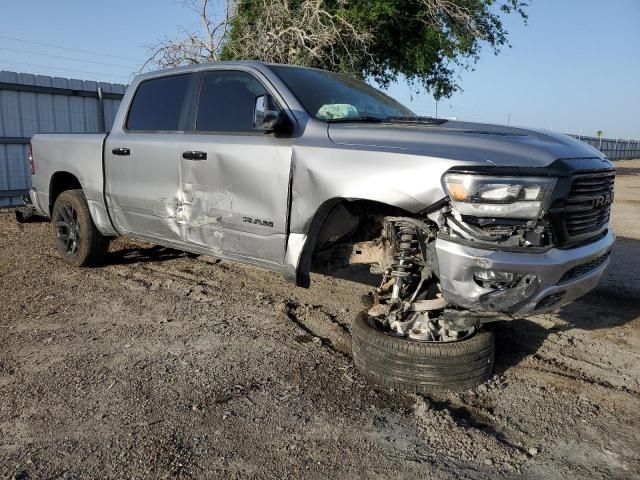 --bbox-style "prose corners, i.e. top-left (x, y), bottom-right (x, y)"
top-left (385, 116), bottom-right (448, 125)
top-left (325, 116), bottom-right (384, 123)
top-left (326, 116), bottom-right (449, 125)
